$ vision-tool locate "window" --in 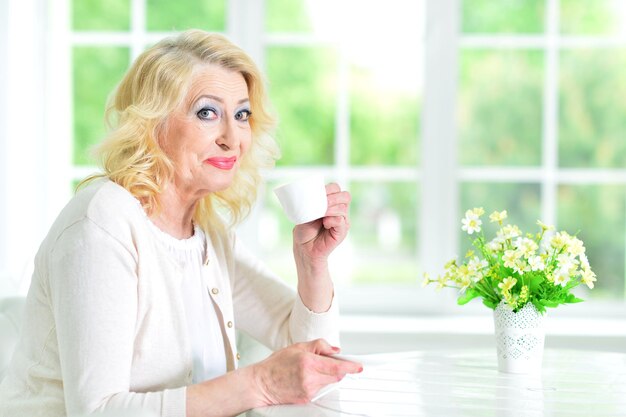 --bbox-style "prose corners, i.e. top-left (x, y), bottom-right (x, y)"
top-left (3, 0), bottom-right (625, 315)
top-left (459, 0), bottom-right (626, 307)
